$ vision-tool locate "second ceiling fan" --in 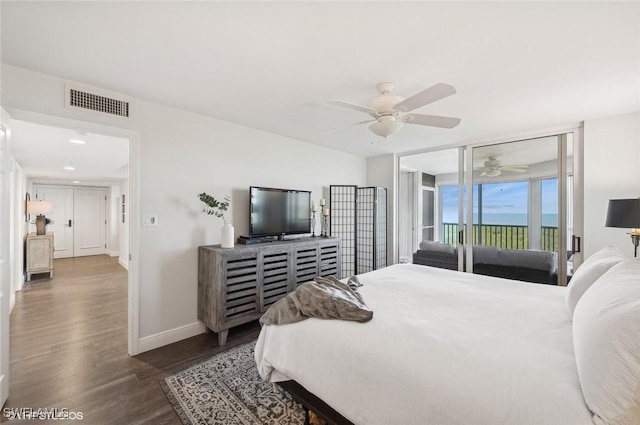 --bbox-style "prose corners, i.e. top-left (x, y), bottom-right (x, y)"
top-left (329, 82), bottom-right (461, 139)
top-left (477, 157), bottom-right (530, 177)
